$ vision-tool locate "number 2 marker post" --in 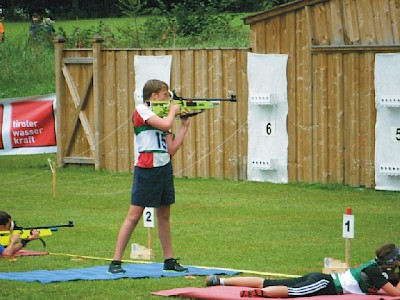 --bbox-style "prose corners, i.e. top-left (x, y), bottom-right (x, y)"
top-left (342, 207), bottom-right (354, 267)
top-left (143, 207), bottom-right (155, 256)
